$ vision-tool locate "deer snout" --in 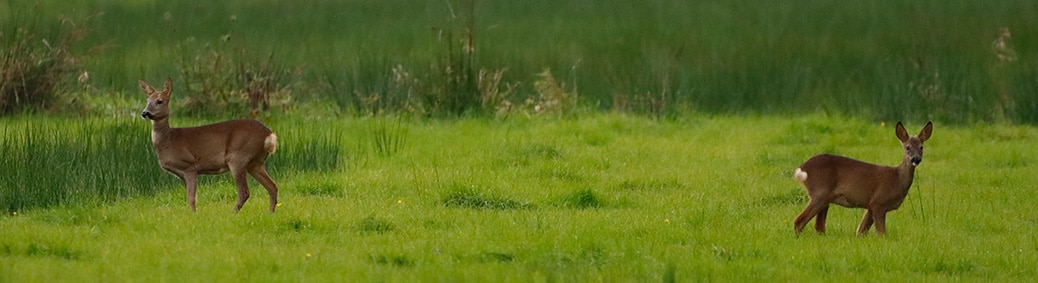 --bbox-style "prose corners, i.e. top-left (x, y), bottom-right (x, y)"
top-left (141, 111), bottom-right (153, 120)
top-left (910, 156), bottom-right (922, 166)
